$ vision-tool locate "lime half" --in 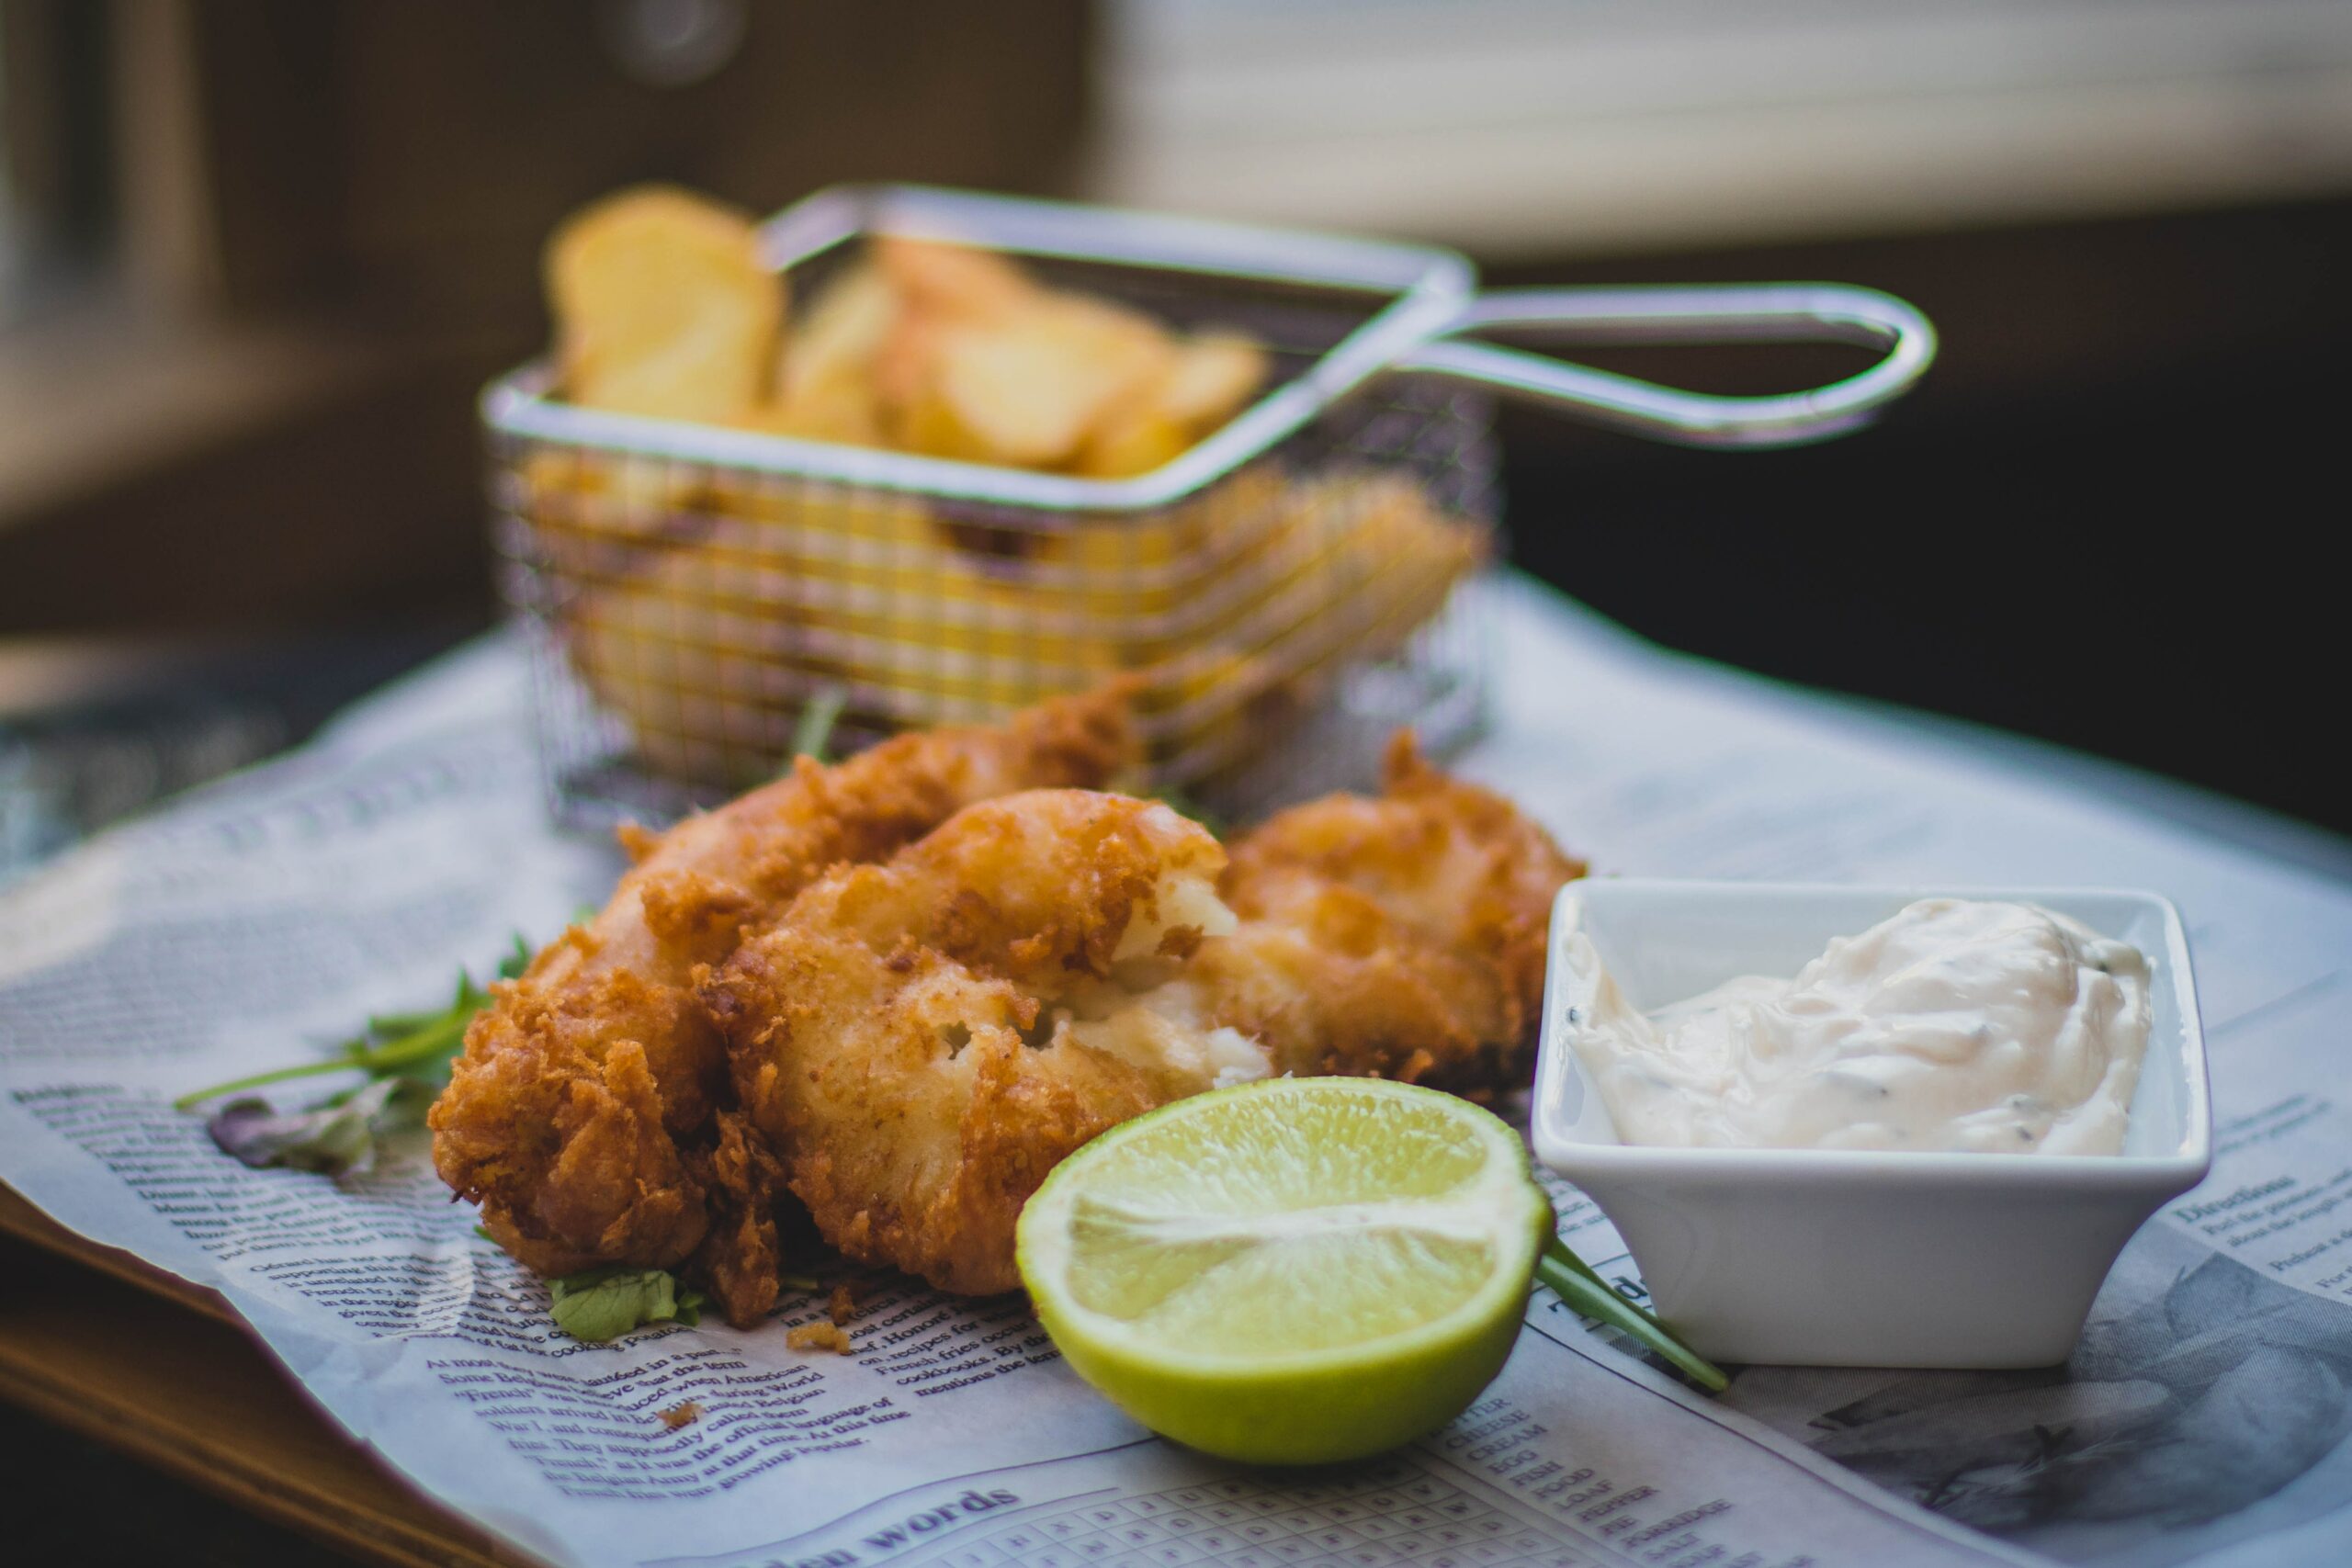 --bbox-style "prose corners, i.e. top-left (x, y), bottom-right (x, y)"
top-left (1016, 1077), bottom-right (1552, 1464)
